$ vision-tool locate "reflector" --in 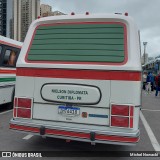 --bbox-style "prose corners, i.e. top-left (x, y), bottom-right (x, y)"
top-left (86, 12), bottom-right (89, 15)
top-left (18, 98), bottom-right (32, 108)
top-left (130, 106), bottom-right (134, 116)
top-left (111, 105), bottom-right (129, 116)
top-left (111, 116), bottom-right (129, 127)
top-left (82, 112), bottom-right (88, 118)
top-left (130, 117), bottom-right (133, 128)
top-left (125, 12), bottom-right (128, 16)
top-left (17, 108), bottom-right (31, 118)
top-left (71, 12), bottom-right (75, 15)
top-left (13, 97), bottom-right (32, 119)
top-left (13, 108), bottom-right (17, 117)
